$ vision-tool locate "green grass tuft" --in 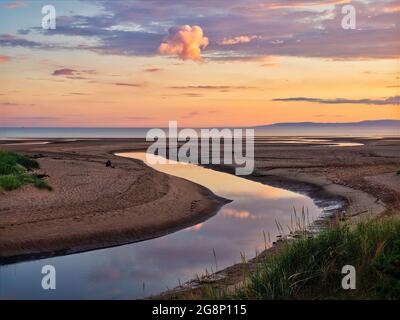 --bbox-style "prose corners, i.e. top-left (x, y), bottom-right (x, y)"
top-left (0, 175), bottom-right (23, 191)
top-left (0, 150), bottom-right (39, 175)
top-left (0, 150), bottom-right (51, 192)
top-left (32, 177), bottom-right (52, 190)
